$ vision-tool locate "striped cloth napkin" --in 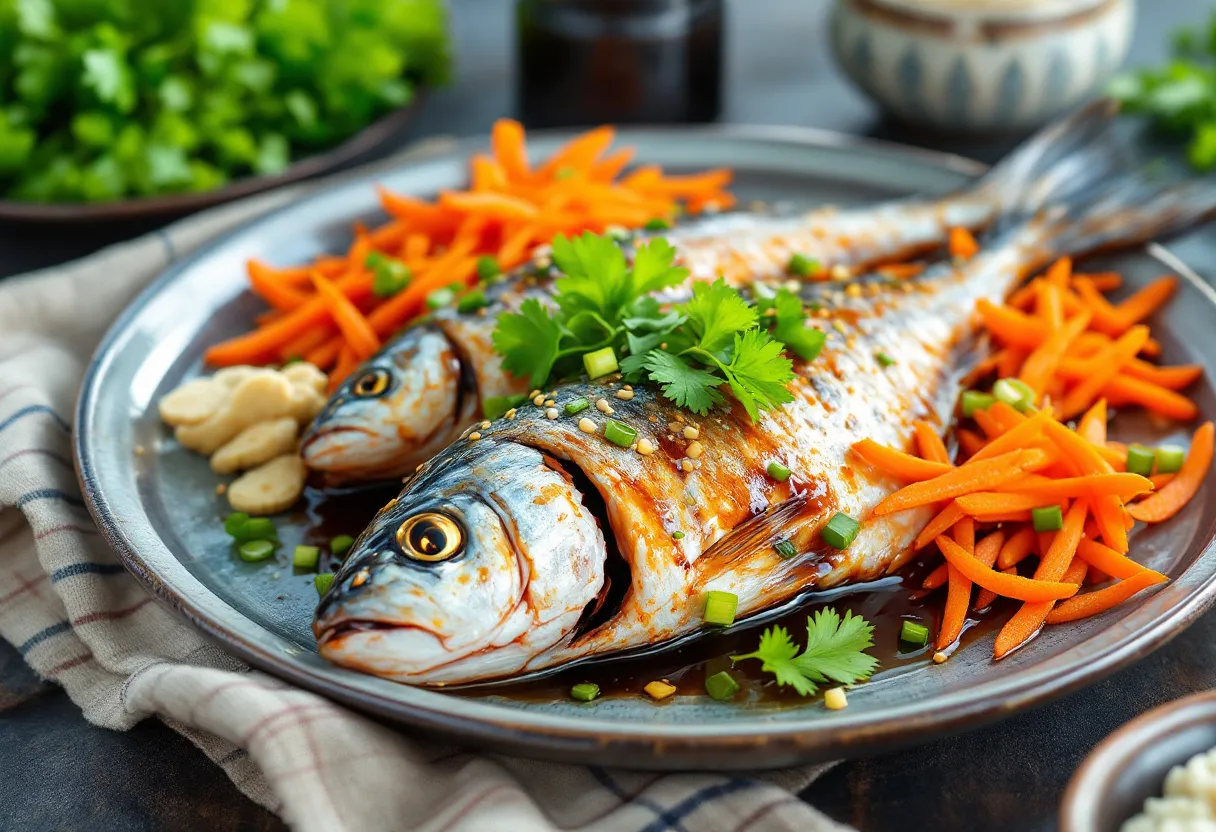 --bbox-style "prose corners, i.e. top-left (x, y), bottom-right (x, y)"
top-left (0, 140), bottom-right (850, 832)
